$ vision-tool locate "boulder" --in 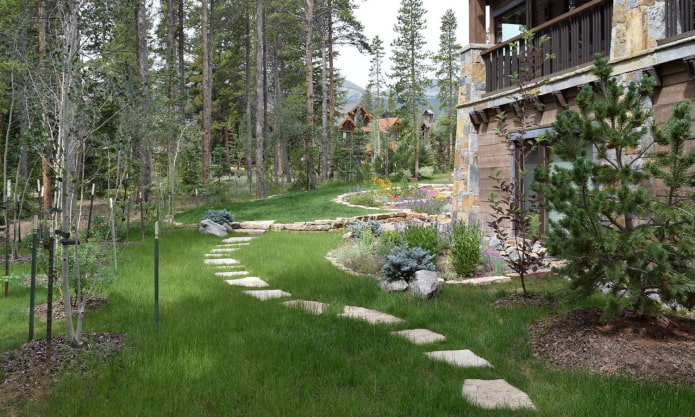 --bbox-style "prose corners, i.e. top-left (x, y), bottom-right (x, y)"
top-left (199, 219), bottom-right (228, 237)
top-left (410, 270), bottom-right (441, 299)
top-left (379, 279), bottom-right (409, 292)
